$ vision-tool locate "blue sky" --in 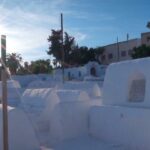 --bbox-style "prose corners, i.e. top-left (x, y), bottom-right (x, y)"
top-left (0, 0), bottom-right (149, 62)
